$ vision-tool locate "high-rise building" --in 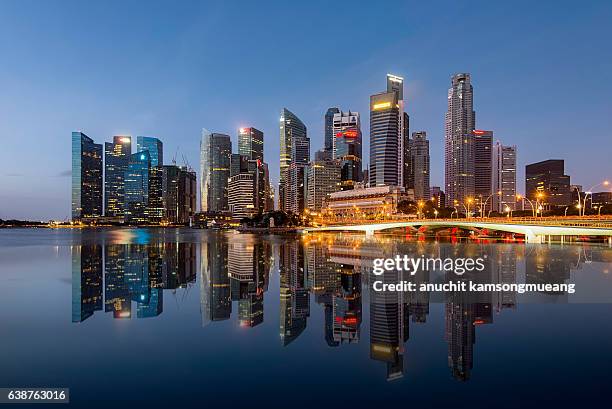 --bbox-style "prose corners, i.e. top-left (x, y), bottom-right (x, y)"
top-left (324, 107), bottom-right (340, 154)
top-left (228, 173), bottom-right (256, 219)
top-left (307, 160), bottom-right (341, 213)
top-left (332, 111), bottom-right (362, 190)
top-left (284, 163), bottom-right (307, 215)
top-left (492, 142), bottom-right (517, 213)
top-left (104, 136), bottom-right (132, 217)
top-left (136, 136), bottom-right (164, 222)
top-left (525, 159), bottom-right (571, 208)
top-left (369, 74), bottom-right (408, 189)
top-left (124, 151), bottom-right (151, 224)
top-left (238, 127), bottom-right (264, 162)
top-left (370, 90), bottom-right (399, 187)
top-left (200, 130), bottom-right (231, 212)
top-left (410, 131), bottom-right (430, 201)
top-left (71, 131), bottom-right (103, 220)
top-left (473, 130), bottom-right (493, 213)
top-left (162, 165), bottom-right (197, 224)
top-left (71, 244), bottom-right (103, 322)
top-left (279, 108), bottom-right (307, 211)
top-left (230, 153), bottom-right (249, 177)
top-left (445, 73), bottom-right (476, 206)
